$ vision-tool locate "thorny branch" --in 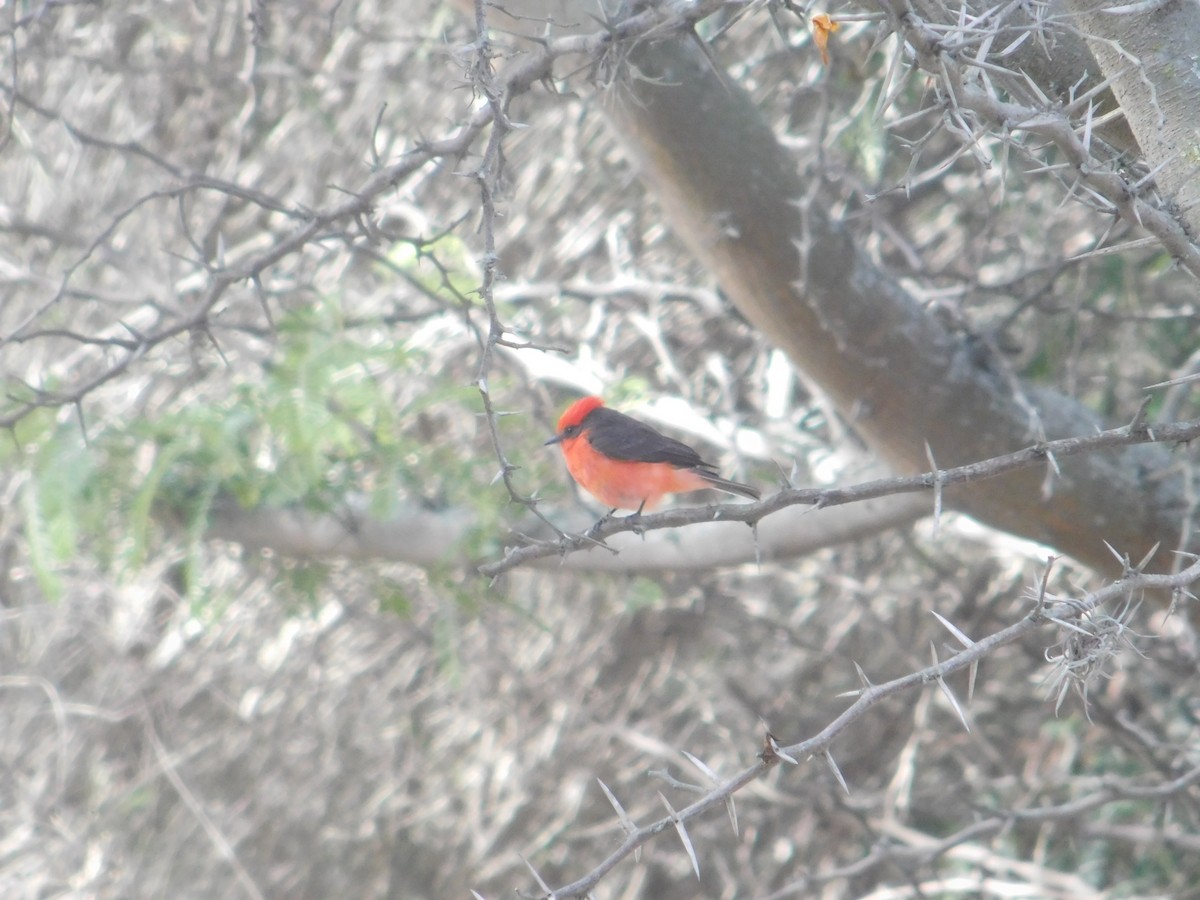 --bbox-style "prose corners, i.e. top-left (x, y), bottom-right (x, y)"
top-left (0, 0), bottom-right (728, 433)
top-left (524, 558), bottom-right (1200, 899)
top-left (9, 0), bottom-right (1199, 530)
top-left (761, 765), bottom-right (1200, 898)
top-left (465, 0), bottom-right (599, 535)
top-left (466, 0), bottom-right (562, 531)
top-left (873, 0), bottom-right (1200, 278)
top-left (481, 415), bottom-right (1200, 577)
top-left (8, 4), bottom-right (1200, 898)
